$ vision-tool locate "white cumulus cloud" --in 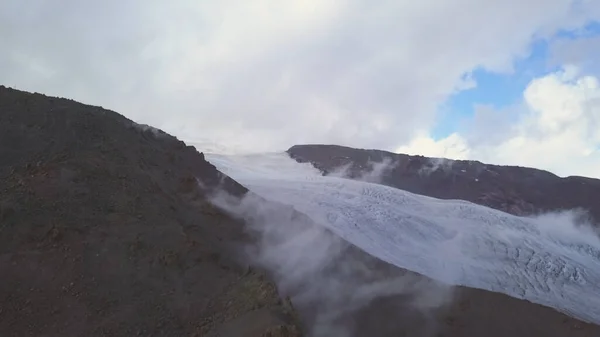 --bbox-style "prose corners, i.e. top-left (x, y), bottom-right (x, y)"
top-left (2, 0), bottom-right (600, 155)
top-left (399, 66), bottom-right (600, 178)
